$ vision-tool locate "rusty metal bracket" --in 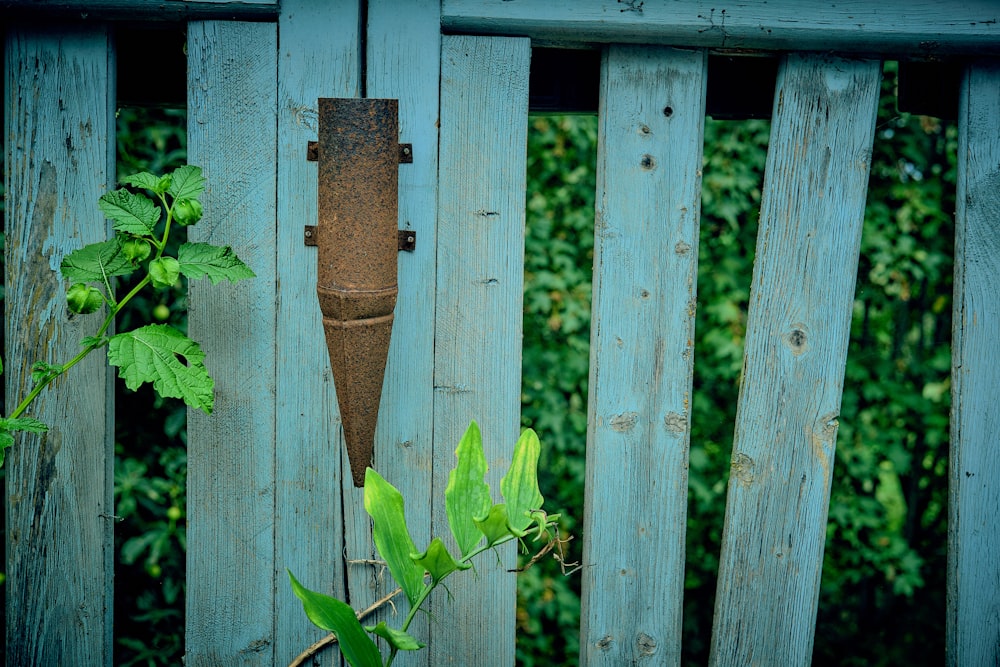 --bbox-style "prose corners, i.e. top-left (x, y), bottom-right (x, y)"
top-left (307, 98), bottom-right (410, 487)
top-left (305, 226), bottom-right (415, 252)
